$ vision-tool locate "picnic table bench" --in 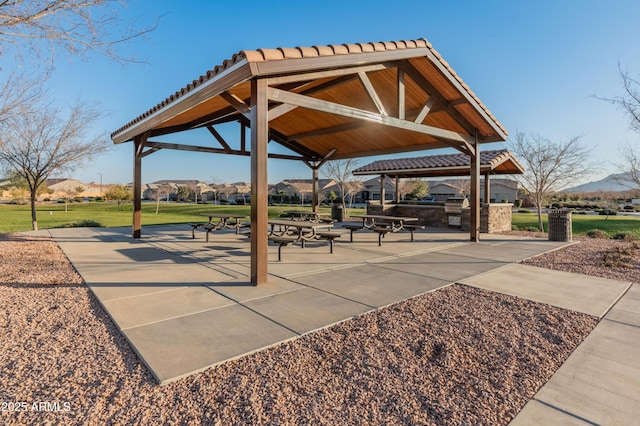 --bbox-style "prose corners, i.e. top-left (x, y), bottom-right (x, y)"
top-left (194, 213), bottom-right (249, 242)
top-left (350, 214), bottom-right (421, 245)
top-left (267, 219), bottom-right (343, 260)
top-left (284, 210), bottom-right (332, 223)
